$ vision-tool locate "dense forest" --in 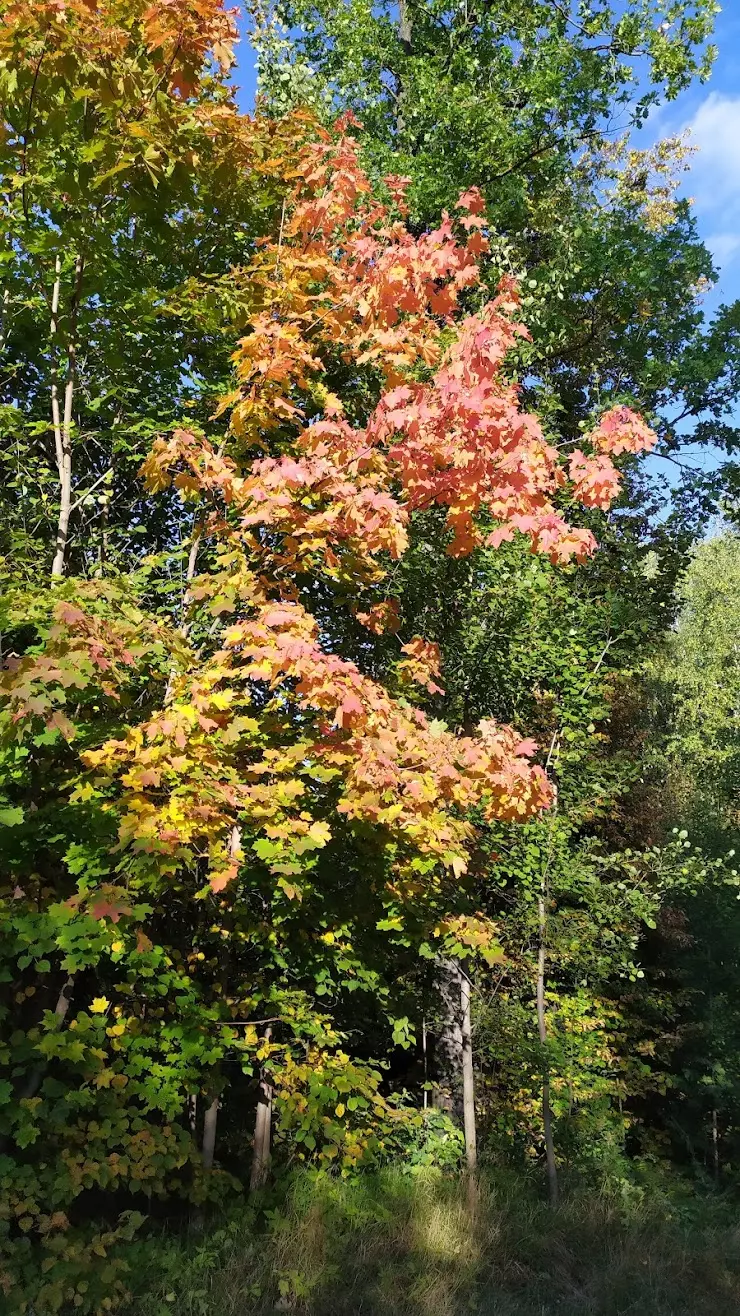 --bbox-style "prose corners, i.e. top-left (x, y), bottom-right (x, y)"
top-left (3, 1), bottom-right (740, 1313)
